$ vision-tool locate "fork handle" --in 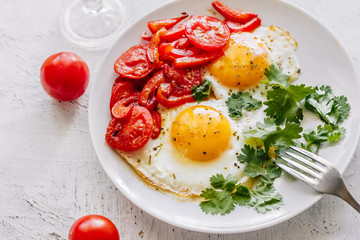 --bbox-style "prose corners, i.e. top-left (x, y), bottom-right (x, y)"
top-left (334, 179), bottom-right (360, 214)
